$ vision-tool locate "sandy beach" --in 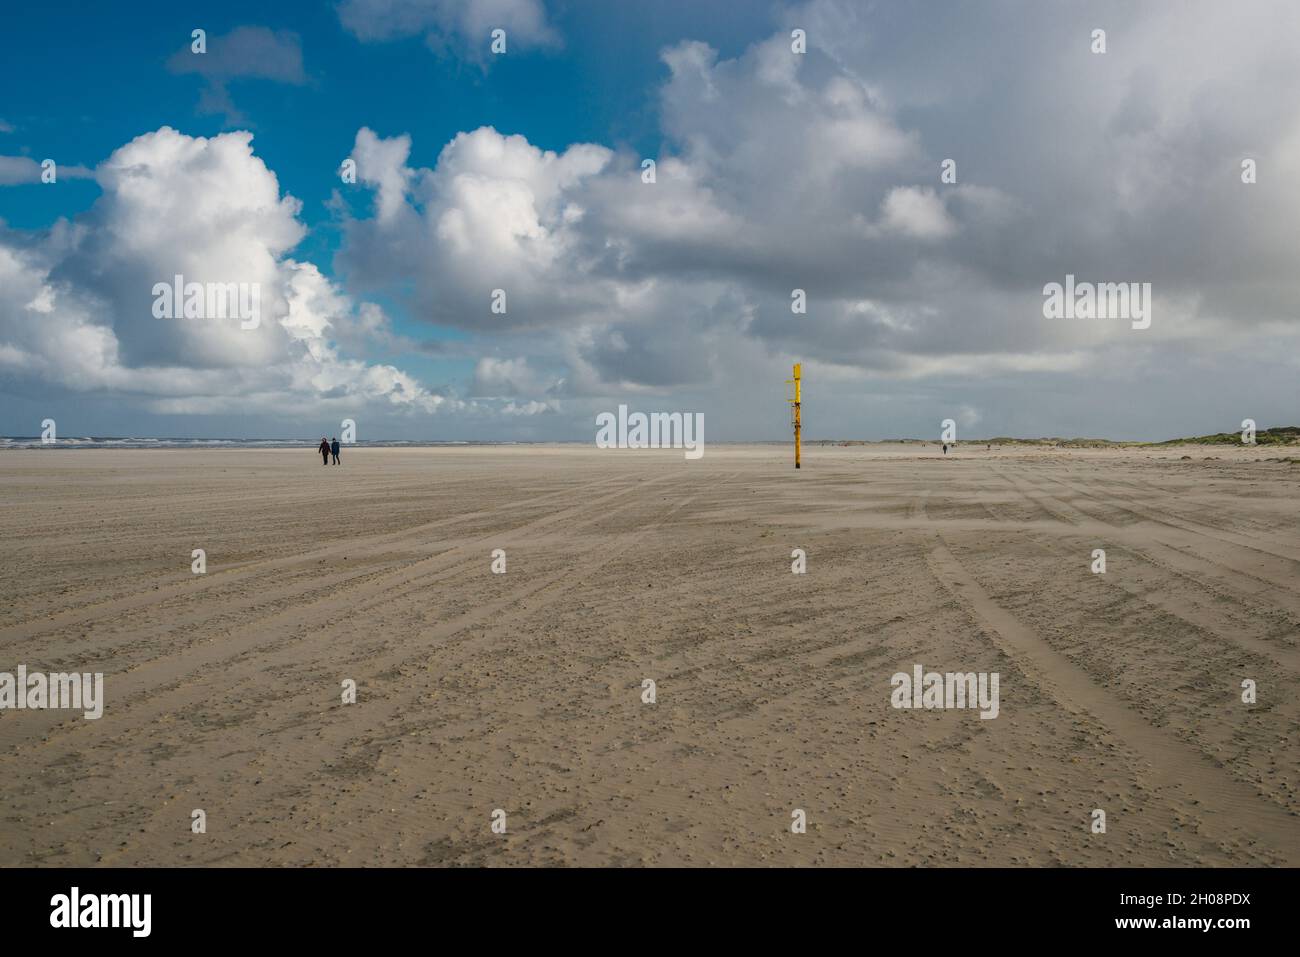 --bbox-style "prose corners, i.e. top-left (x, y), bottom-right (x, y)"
top-left (0, 444), bottom-right (1297, 866)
